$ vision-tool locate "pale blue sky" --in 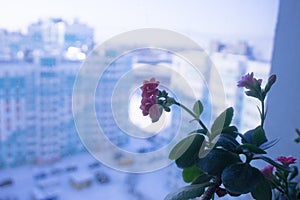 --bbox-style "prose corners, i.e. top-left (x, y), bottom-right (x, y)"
top-left (0, 0), bottom-right (279, 42)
